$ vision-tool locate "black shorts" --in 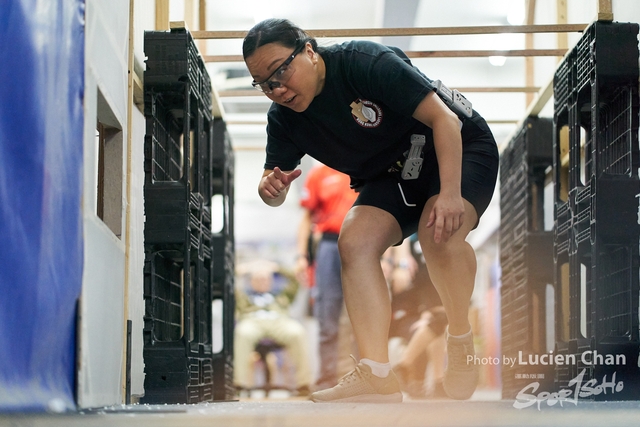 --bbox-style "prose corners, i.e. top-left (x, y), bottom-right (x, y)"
top-left (353, 115), bottom-right (499, 240)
